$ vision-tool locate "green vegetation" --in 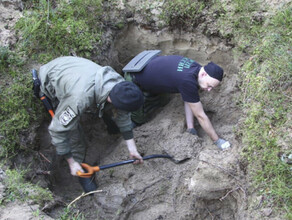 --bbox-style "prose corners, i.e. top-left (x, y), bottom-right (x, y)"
top-left (59, 206), bottom-right (85, 220)
top-left (2, 168), bottom-right (52, 206)
top-left (218, 0), bottom-right (264, 50)
top-left (218, 1), bottom-right (292, 218)
top-left (0, 48), bottom-right (43, 157)
top-left (0, 46), bottom-right (24, 73)
top-left (0, 71), bottom-right (44, 157)
top-left (161, 0), bottom-right (206, 29)
top-left (15, 0), bottom-right (103, 63)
